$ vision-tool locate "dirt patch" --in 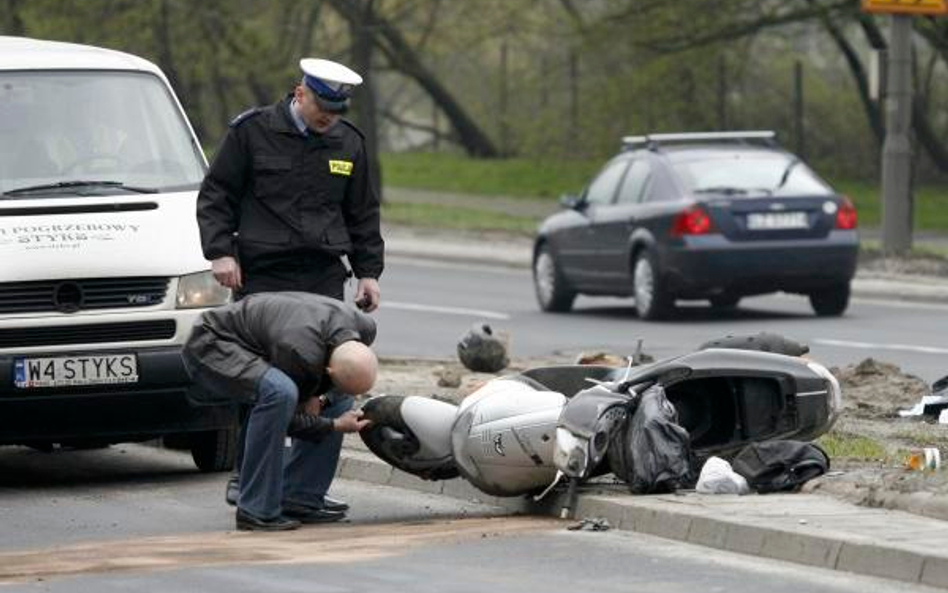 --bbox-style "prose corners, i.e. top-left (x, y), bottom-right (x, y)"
top-left (0, 516), bottom-right (559, 584)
